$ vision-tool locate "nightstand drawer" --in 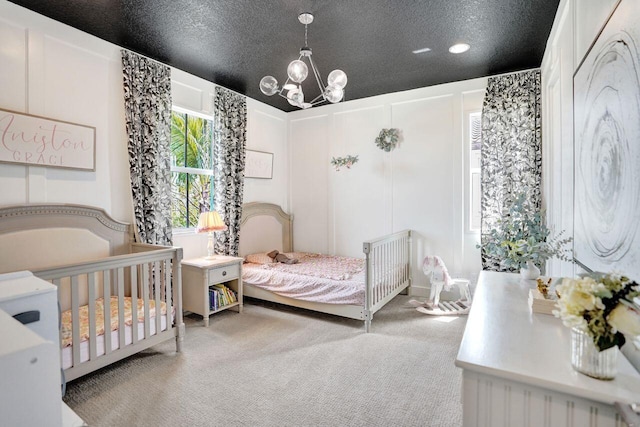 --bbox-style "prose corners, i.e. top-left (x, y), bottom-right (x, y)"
top-left (208, 264), bottom-right (240, 284)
